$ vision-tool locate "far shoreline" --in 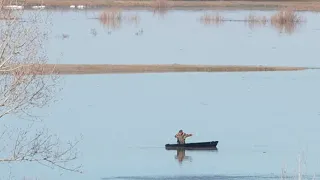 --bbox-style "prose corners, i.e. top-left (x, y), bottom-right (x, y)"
top-left (14, 0), bottom-right (320, 11)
